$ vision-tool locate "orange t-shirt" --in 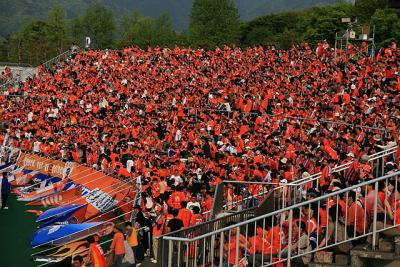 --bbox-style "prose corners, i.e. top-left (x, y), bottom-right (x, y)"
top-left (177, 208), bottom-right (192, 228)
top-left (90, 243), bottom-right (107, 267)
top-left (347, 201), bottom-right (366, 235)
top-left (110, 232), bottom-right (125, 255)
